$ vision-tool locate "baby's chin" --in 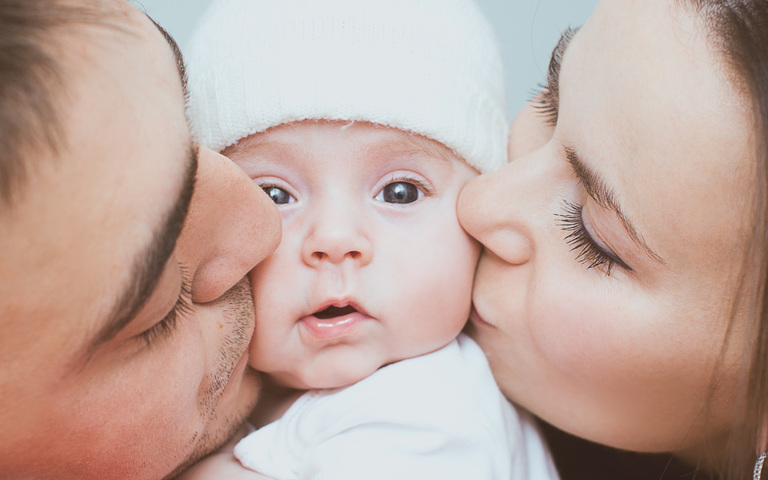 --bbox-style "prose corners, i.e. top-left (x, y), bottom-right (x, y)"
top-left (280, 359), bottom-right (393, 391)
top-left (293, 369), bottom-right (377, 390)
